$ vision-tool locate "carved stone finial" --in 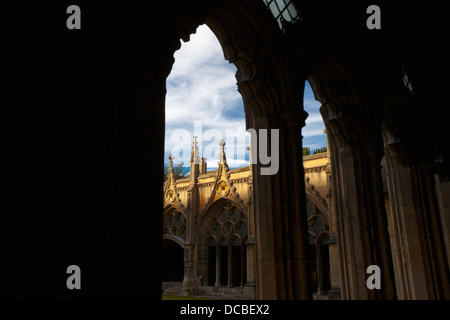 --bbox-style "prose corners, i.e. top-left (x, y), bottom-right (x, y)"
top-left (218, 139), bottom-right (227, 166)
top-left (191, 136), bottom-right (200, 164)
